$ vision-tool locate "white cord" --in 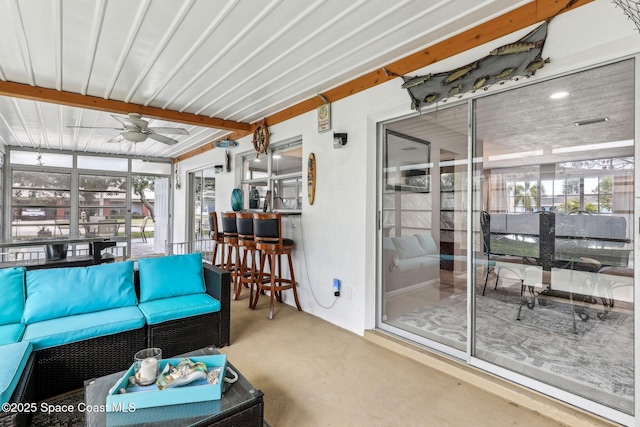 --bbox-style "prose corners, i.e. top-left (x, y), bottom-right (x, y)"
top-left (297, 215), bottom-right (337, 309)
